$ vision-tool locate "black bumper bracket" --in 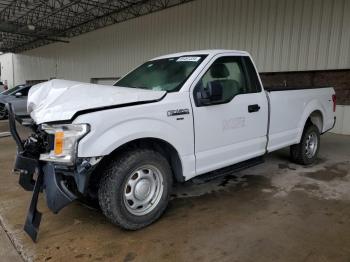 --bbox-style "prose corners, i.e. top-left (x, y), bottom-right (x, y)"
top-left (23, 167), bottom-right (44, 242)
top-left (15, 154), bottom-right (39, 191)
